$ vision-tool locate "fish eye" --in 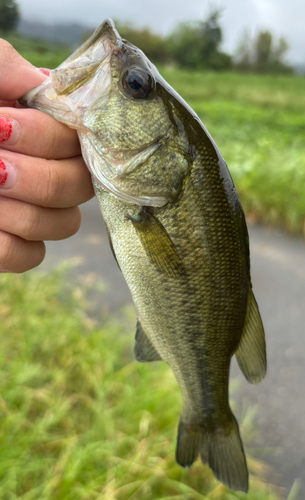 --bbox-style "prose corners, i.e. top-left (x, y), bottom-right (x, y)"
top-left (122, 68), bottom-right (153, 99)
